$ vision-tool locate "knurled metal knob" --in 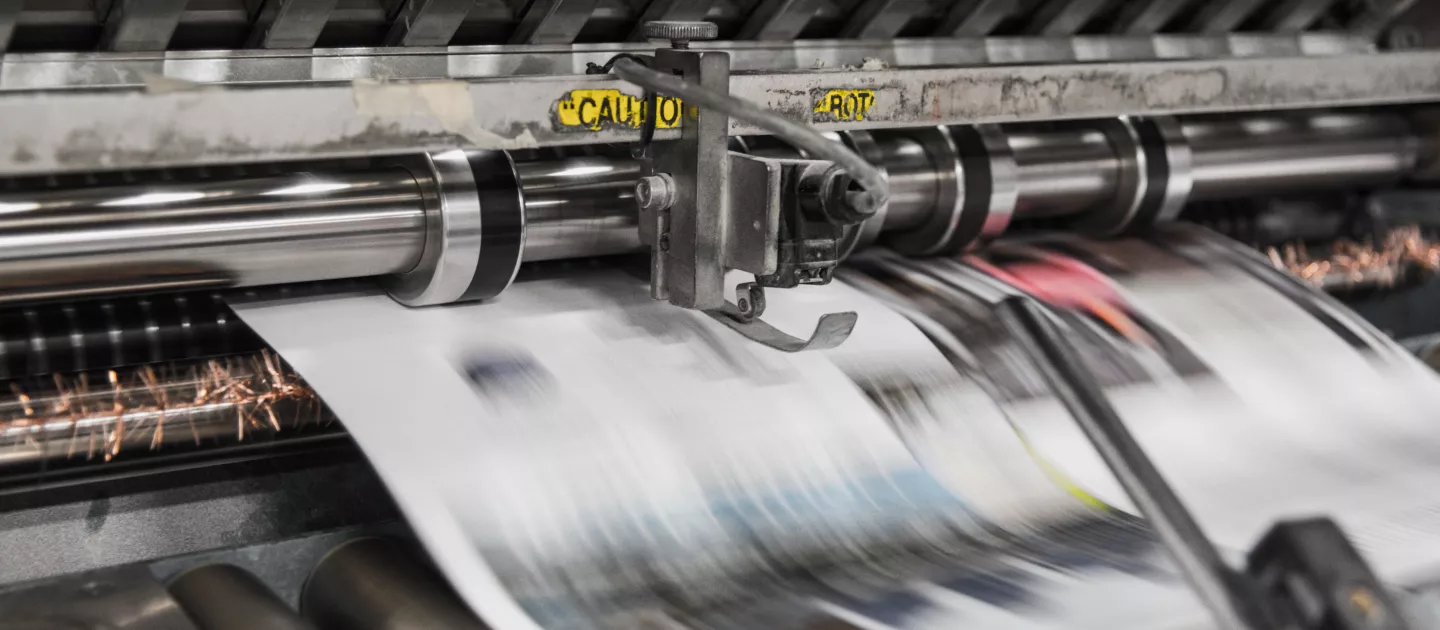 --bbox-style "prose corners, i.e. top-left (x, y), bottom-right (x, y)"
top-left (642, 21), bottom-right (719, 47)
